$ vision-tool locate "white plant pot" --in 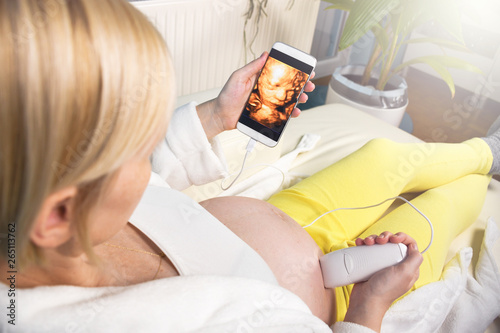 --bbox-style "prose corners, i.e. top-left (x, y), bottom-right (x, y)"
top-left (326, 65), bottom-right (409, 127)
